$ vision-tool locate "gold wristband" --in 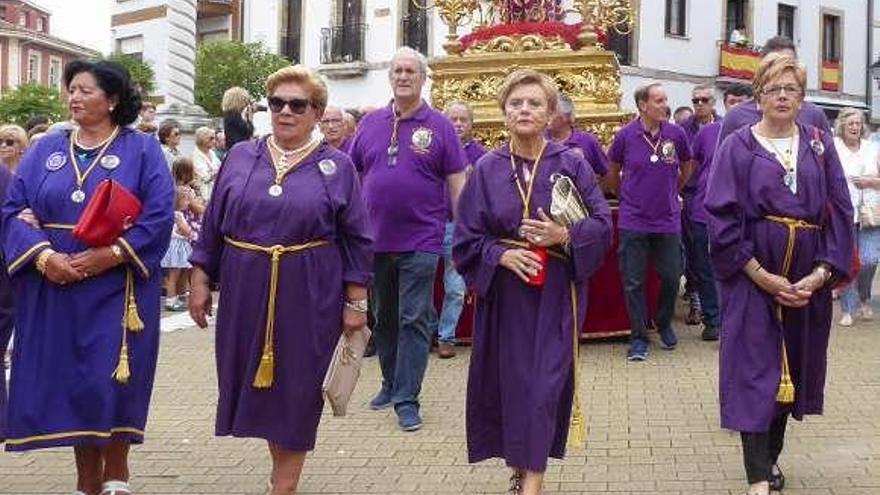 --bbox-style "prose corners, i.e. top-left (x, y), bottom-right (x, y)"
top-left (35, 249), bottom-right (55, 274)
